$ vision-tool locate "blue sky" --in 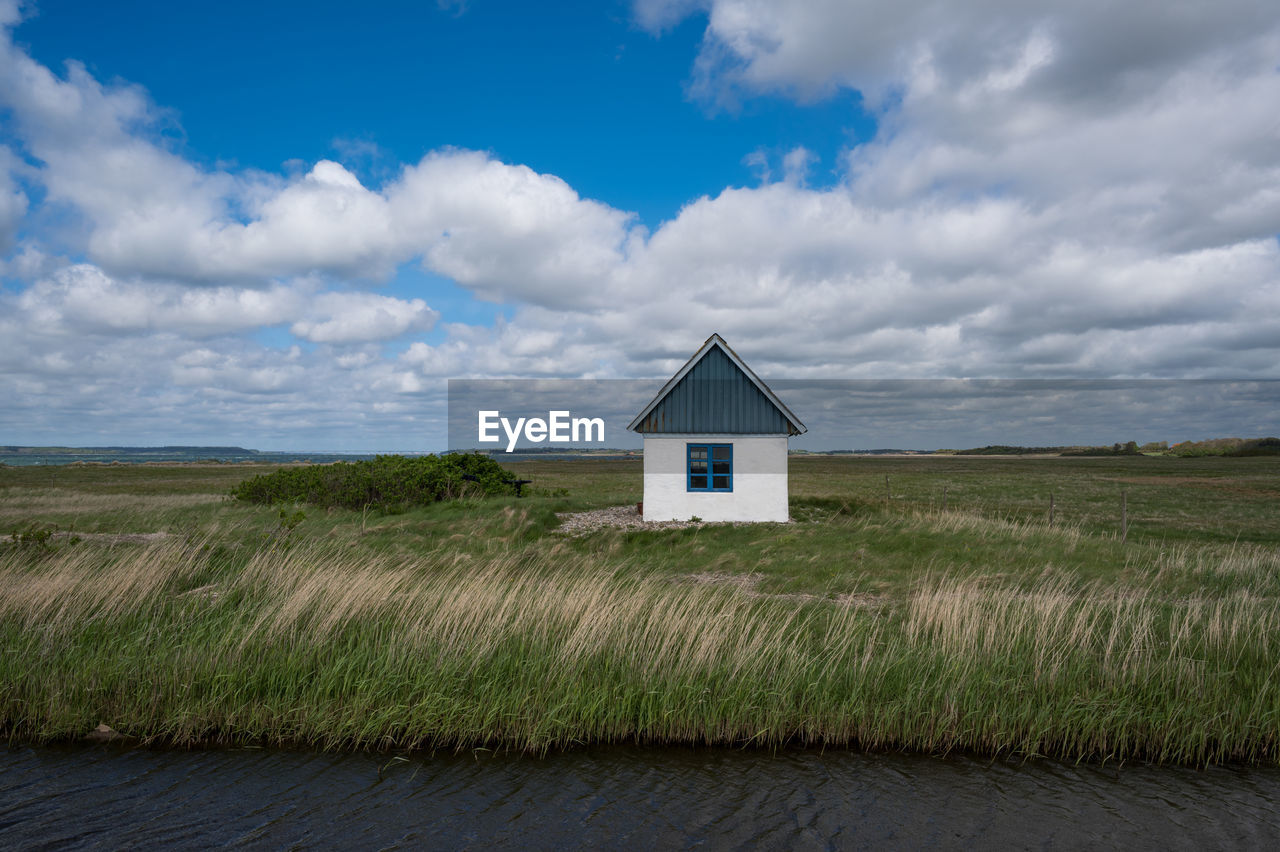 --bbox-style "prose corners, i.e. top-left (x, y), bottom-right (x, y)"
top-left (1, 0), bottom-right (1278, 450)
top-left (15, 0), bottom-right (871, 229)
